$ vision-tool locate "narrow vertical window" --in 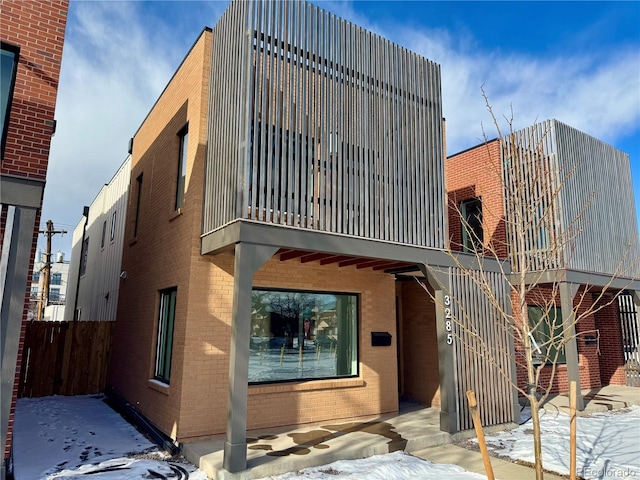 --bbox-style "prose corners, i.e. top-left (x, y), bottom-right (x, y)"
top-left (175, 126), bottom-right (188, 210)
top-left (528, 305), bottom-right (566, 364)
top-left (100, 221), bottom-right (107, 248)
top-left (155, 287), bottom-right (177, 384)
top-left (134, 173), bottom-right (143, 237)
top-left (110, 210), bottom-right (117, 241)
top-left (461, 197), bottom-right (483, 253)
top-left (1, 42), bottom-right (20, 155)
top-left (80, 237), bottom-right (89, 276)
top-left (50, 288), bottom-right (60, 302)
